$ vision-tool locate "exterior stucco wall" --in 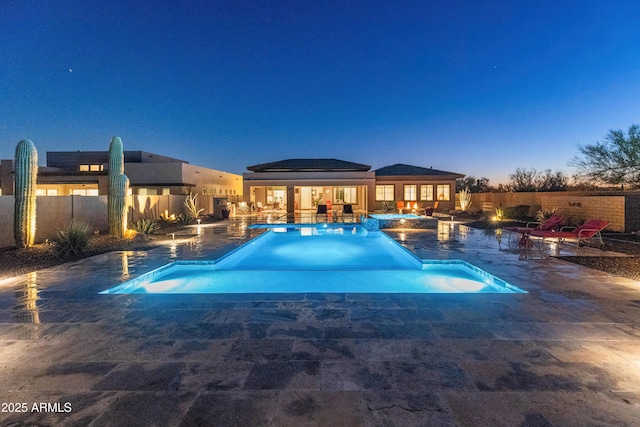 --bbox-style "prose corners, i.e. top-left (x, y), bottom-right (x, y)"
top-left (375, 176), bottom-right (458, 212)
top-left (243, 171), bottom-right (377, 212)
top-left (0, 194), bottom-right (219, 248)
